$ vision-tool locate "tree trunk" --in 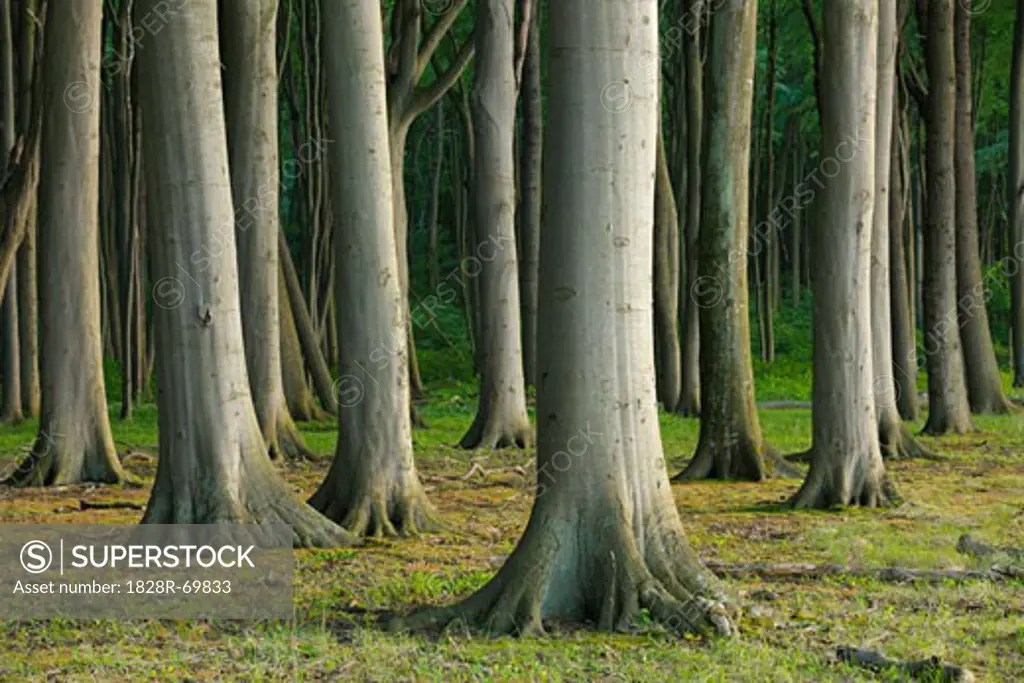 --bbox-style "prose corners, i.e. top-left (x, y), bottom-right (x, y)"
top-left (870, 0), bottom-right (932, 461)
top-left (517, 5), bottom-right (541, 389)
top-left (279, 229), bottom-right (337, 414)
top-left (891, 84), bottom-right (919, 422)
top-left (279, 263), bottom-right (328, 421)
top-left (222, 0), bottom-right (315, 460)
top-left (459, 0), bottom-right (532, 450)
top-left (674, 0), bottom-right (789, 482)
top-left (759, 0), bottom-right (778, 365)
top-left (1010, 0), bottom-right (1024, 387)
top-left (920, 0), bottom-right (975, 435)
top-left (6, 1), bottom-right (126, 486)
top-left (309, 0), bottom-right (436, 536)
top-left (790, 118), bottom-right (802, 307)
top-left (676, 0), bottom-right (702, 417)
top-left (794, 0), bottom-right (891, 508)
top-left (136, 0), bottom-right (348, 546)
top-left (953, 0), bottom-right (1012, 414)
top-left (0, 0), bottom-right (21, 424)
top-left (427, 100), bottom-right (444, 293)
top-left (654, 122), bottom-right (682, 411)
top-left (16, 194), bottom-right (38, 417)
top-left (393, 0), bottom-right (733, 637)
